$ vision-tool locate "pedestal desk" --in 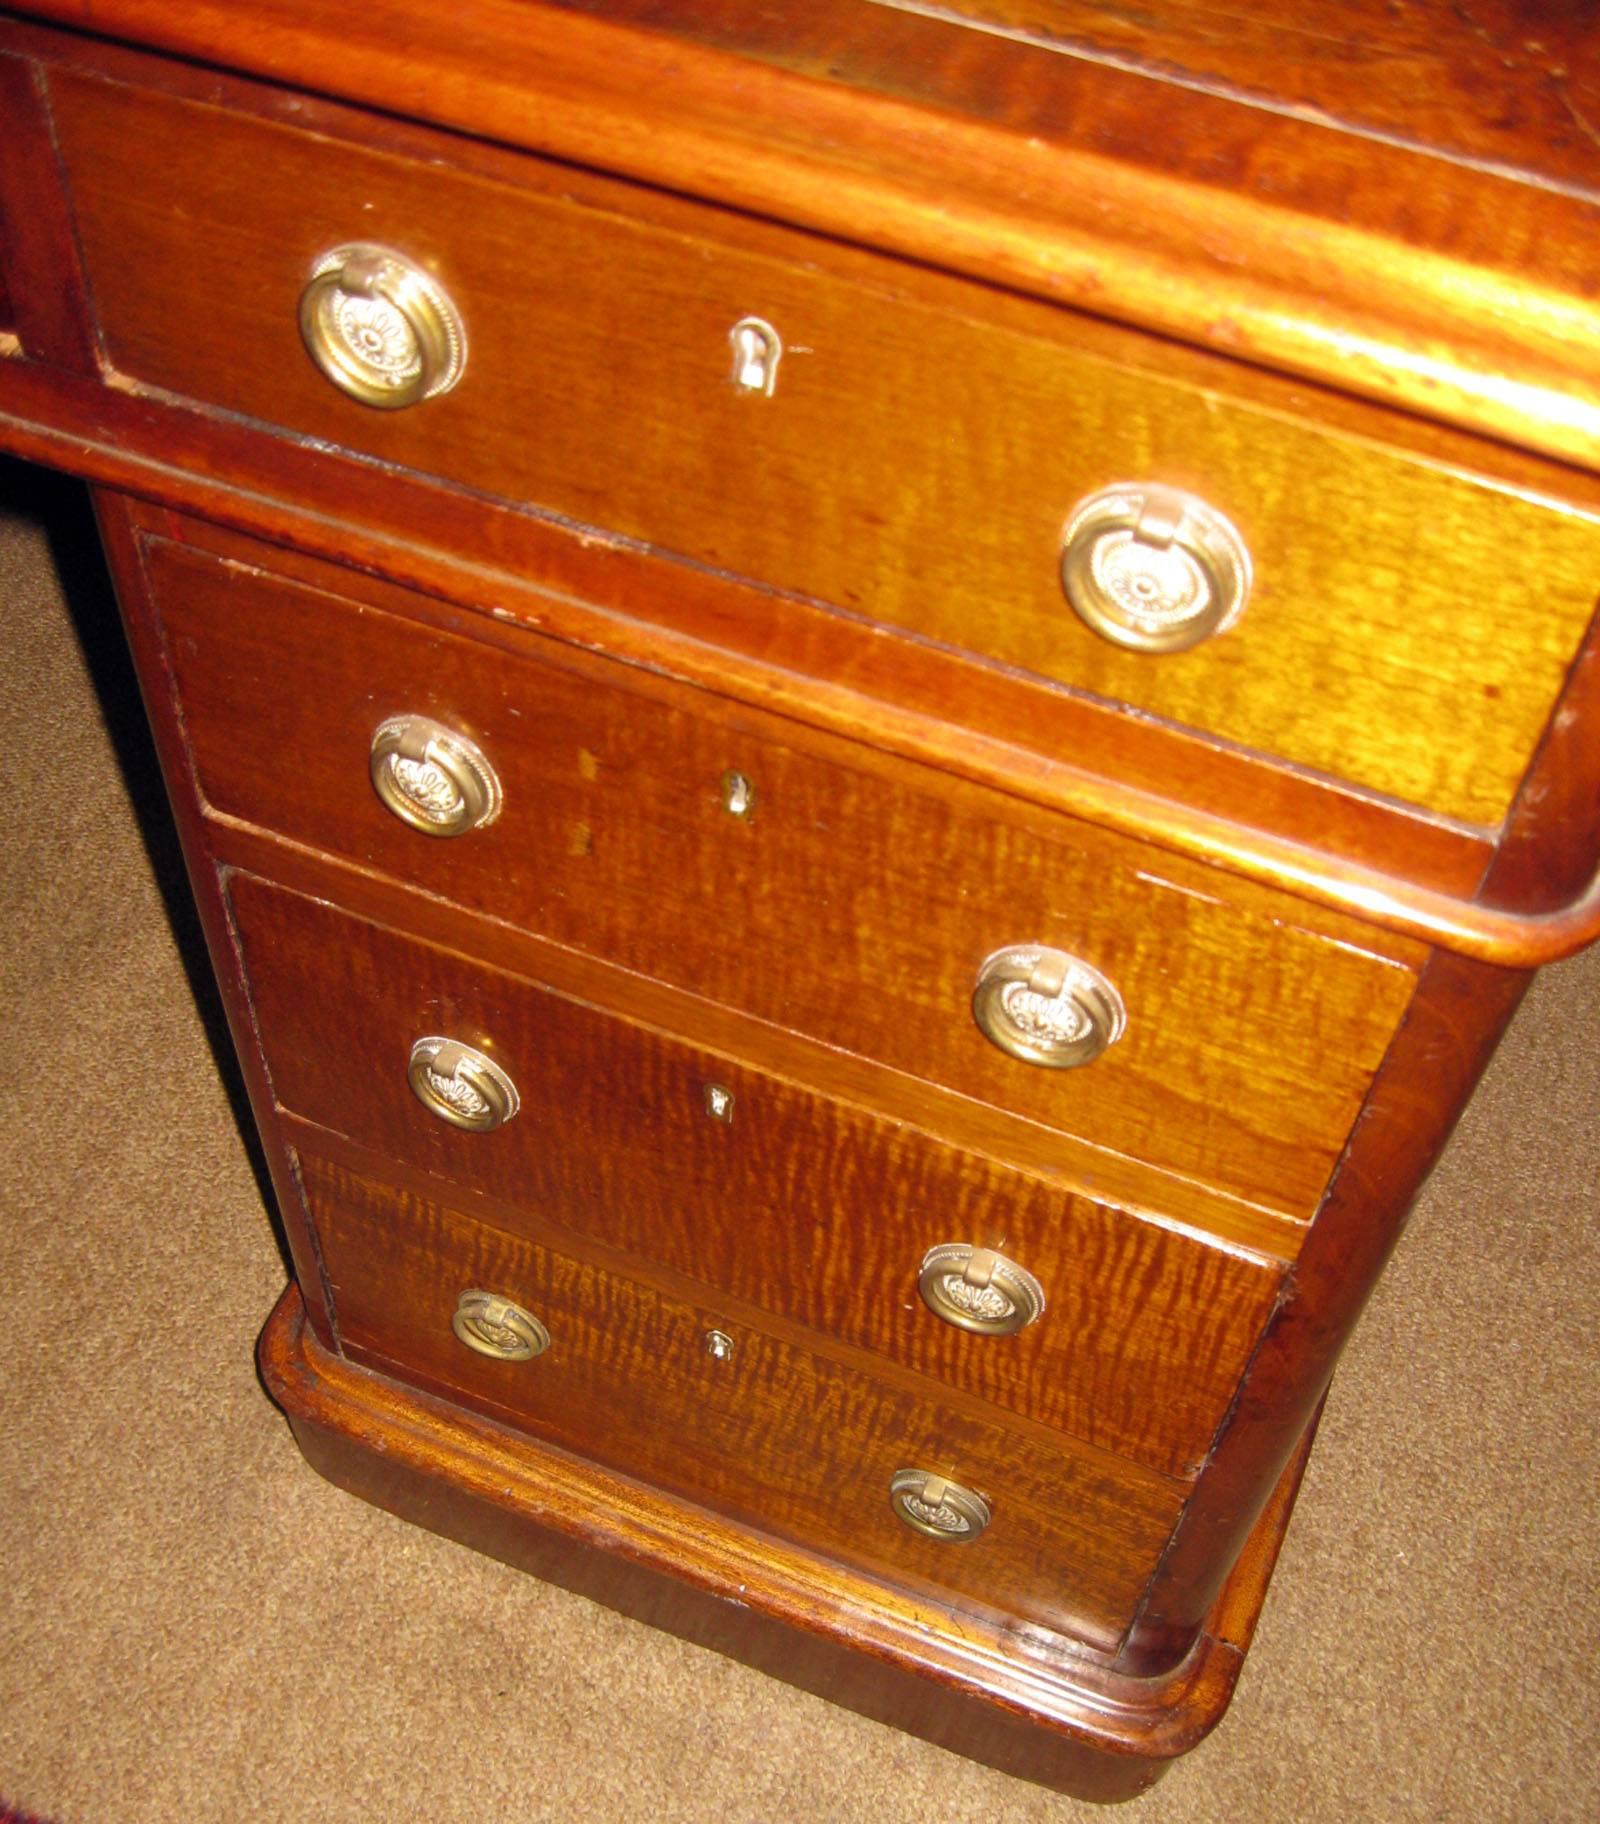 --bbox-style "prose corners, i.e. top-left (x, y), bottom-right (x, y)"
top-left (4, 2), bottom-right (1599, 1799)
